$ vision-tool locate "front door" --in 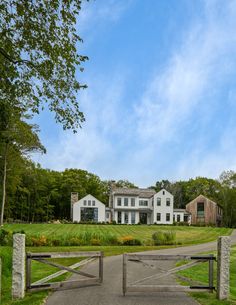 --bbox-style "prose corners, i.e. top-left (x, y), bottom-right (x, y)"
top-left (139, 212), bottom-right (147, 224)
